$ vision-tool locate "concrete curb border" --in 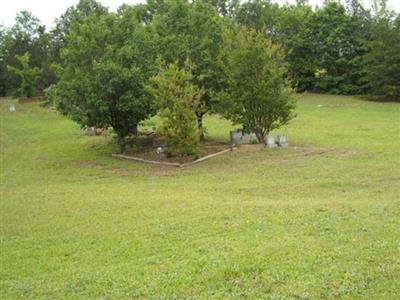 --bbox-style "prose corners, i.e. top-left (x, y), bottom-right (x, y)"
top-left (112, 147), bottom-right (235, 167)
